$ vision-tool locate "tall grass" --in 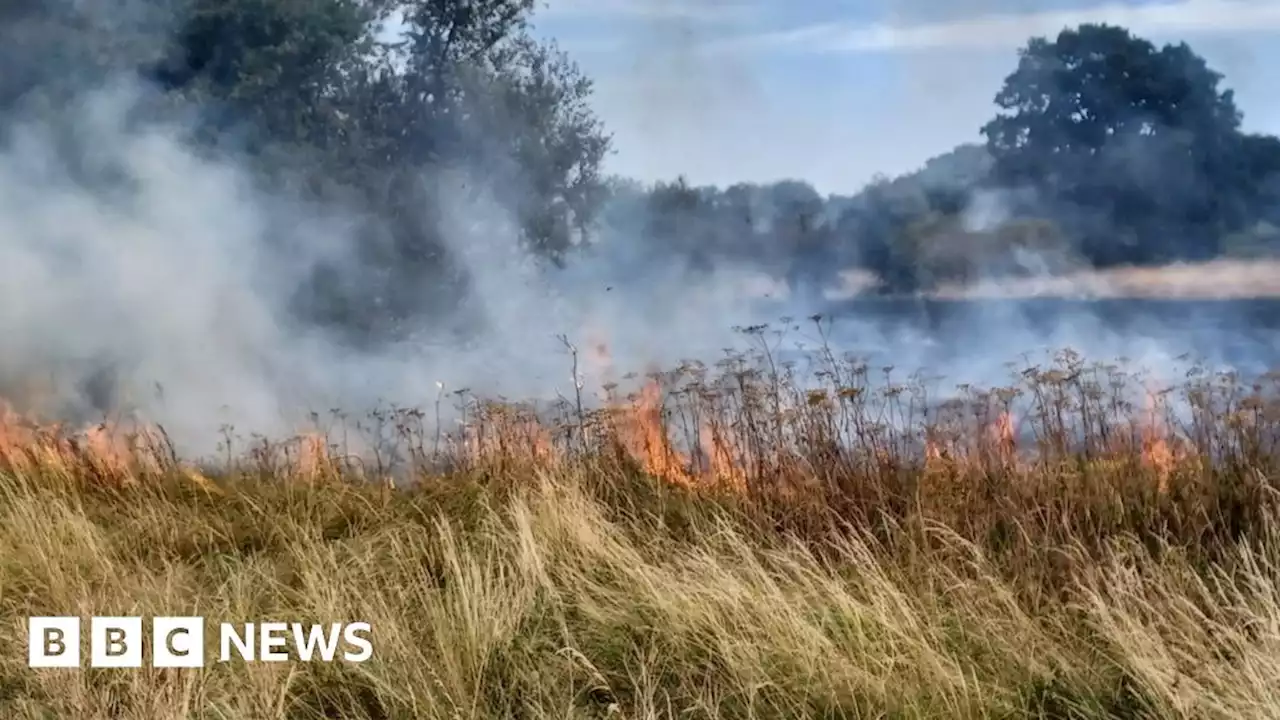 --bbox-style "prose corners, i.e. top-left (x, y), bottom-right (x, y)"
top-left (2, 322), bottom-right (1280, 719)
